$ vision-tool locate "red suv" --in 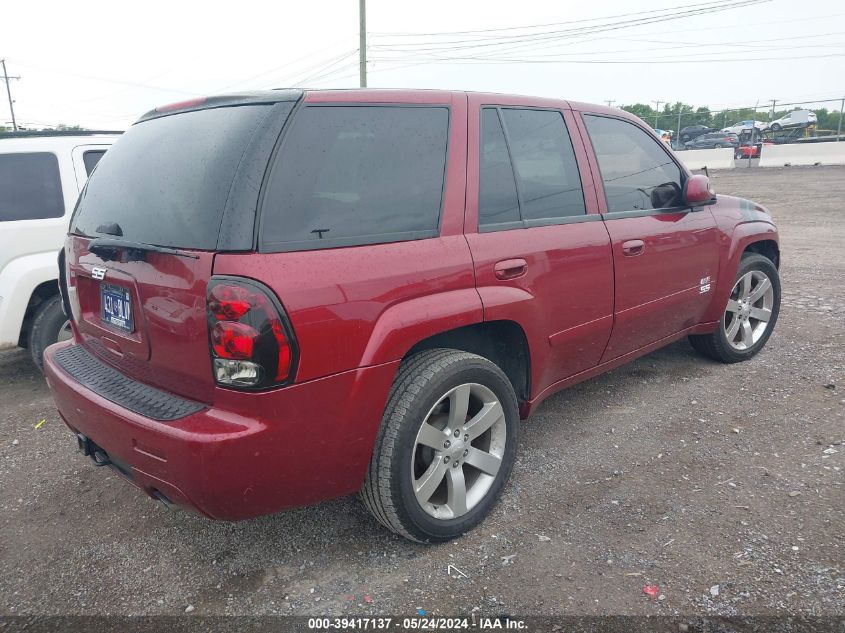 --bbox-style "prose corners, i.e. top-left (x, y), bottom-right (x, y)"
top-left (44, 89), bottom-right (781, 542)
